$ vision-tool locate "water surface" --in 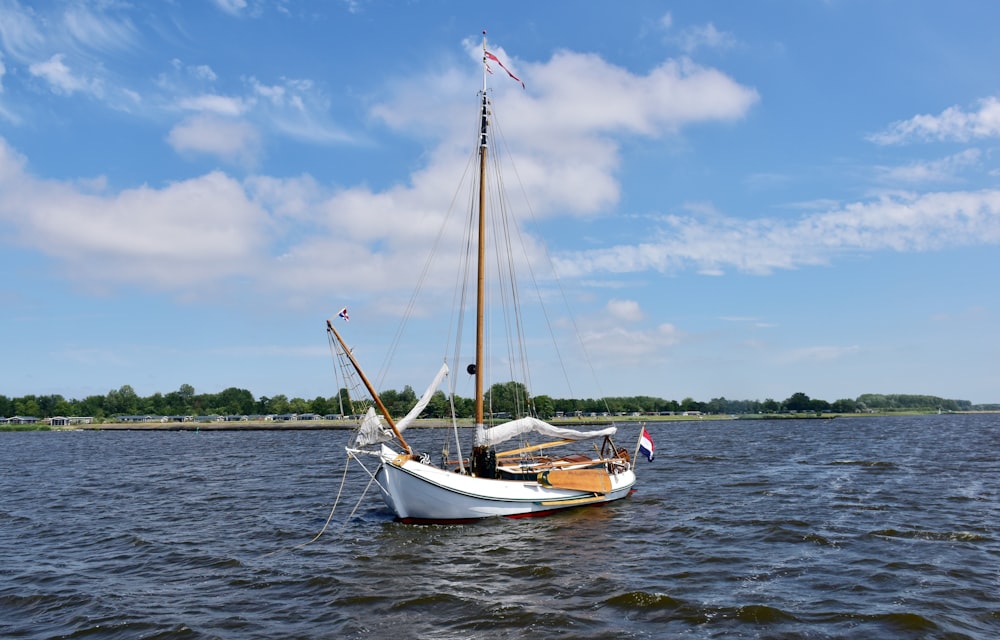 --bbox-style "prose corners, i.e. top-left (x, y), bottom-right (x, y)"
top-left (1, 414), bottom-right (997, 638)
